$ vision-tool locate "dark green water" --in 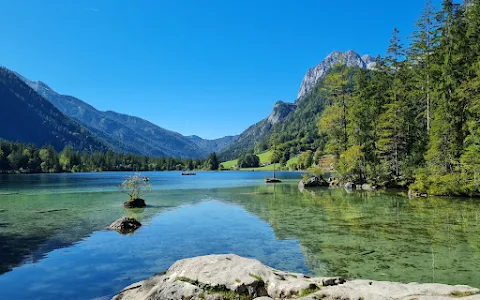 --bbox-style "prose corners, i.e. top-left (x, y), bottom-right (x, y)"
top-left (0, 171), bottom-right (479, 299)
